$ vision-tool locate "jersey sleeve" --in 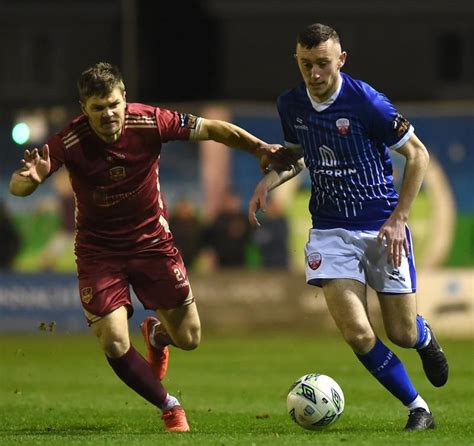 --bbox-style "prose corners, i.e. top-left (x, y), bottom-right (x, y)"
top-left (155, 108), bottom-right (194, 142)
top-left (367, 92), bottom-right (414, 150)
top-left (45, 134), bottom-right (66, 178)
top-left (277, 96), bottom-right (299, 147)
